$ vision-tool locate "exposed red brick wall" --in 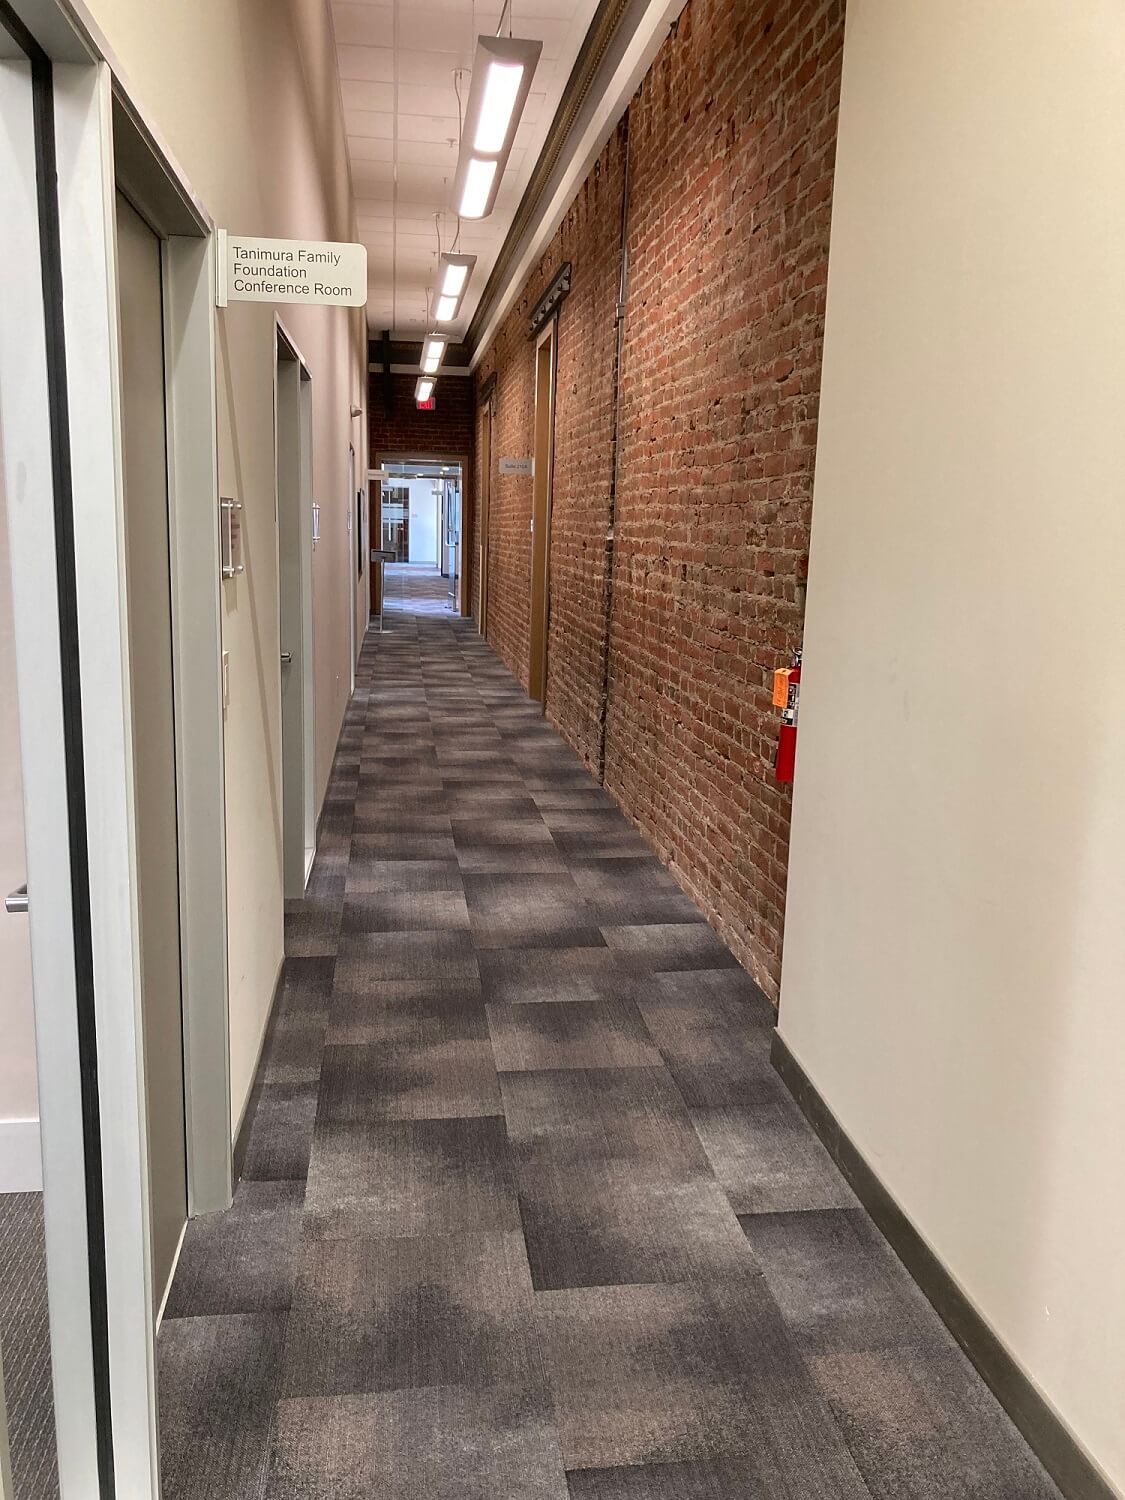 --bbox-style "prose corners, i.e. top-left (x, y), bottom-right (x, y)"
top-left (475, 128), bottom-right (627, 769)
top-left (368, 371), bottom-right (476, 464)
top-left (475, 0), bottom-right (844, 998)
